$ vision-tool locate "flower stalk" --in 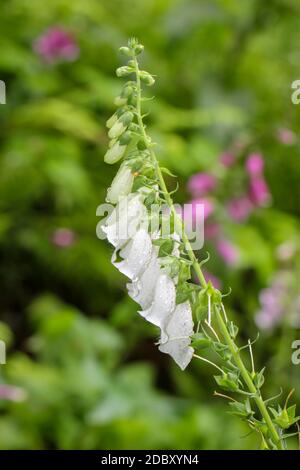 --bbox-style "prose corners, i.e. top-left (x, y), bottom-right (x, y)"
top-left (101, 38), bottom-right (299, 450)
